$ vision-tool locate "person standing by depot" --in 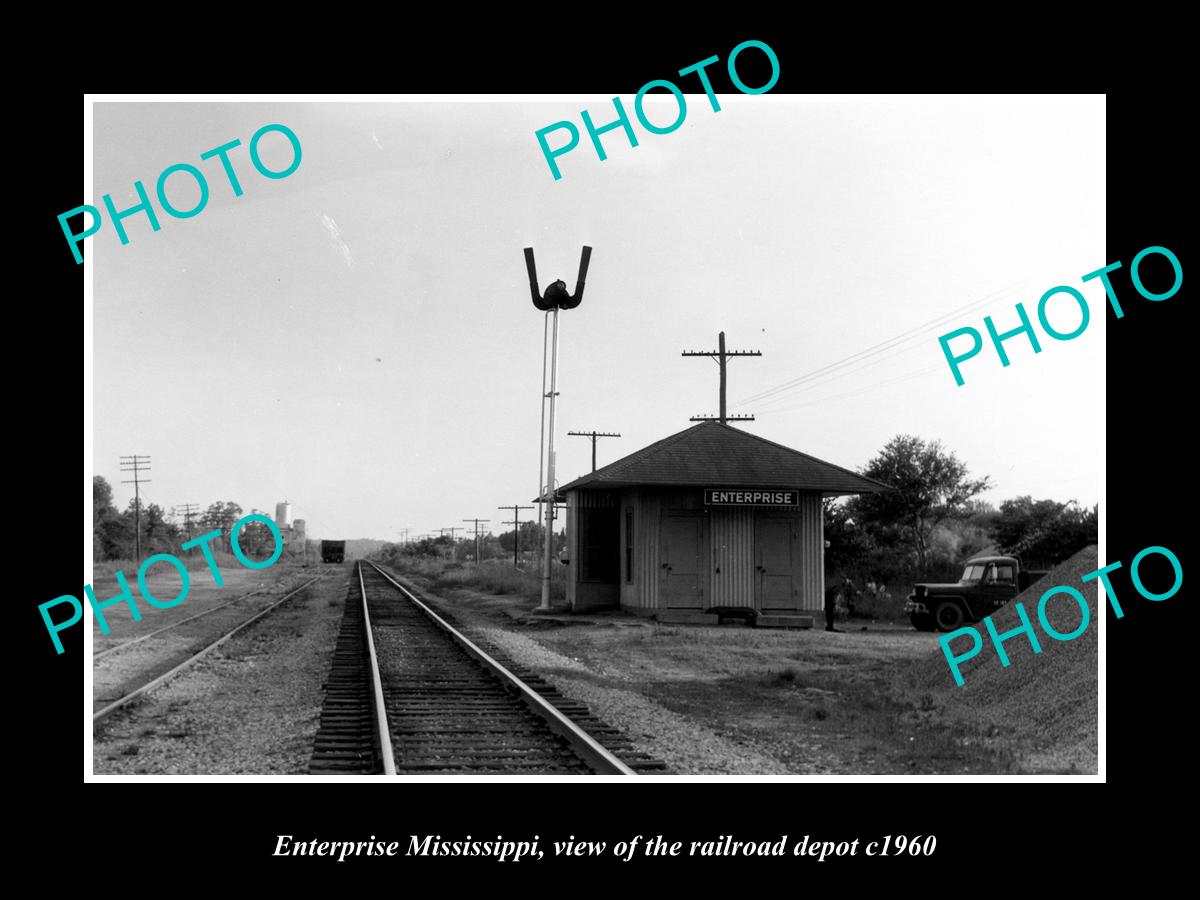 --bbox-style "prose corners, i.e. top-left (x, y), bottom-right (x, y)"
top-left (824, 579), bottom-right (840, 633)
